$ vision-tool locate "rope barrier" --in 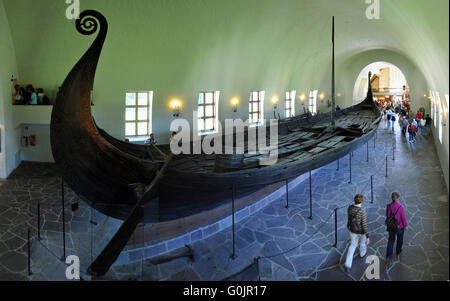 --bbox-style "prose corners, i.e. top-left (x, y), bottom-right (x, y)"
top-left (29, 127), bottom-right (398, 281)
